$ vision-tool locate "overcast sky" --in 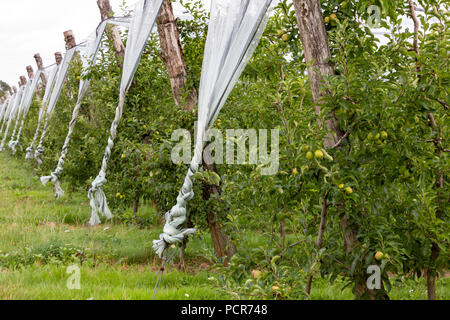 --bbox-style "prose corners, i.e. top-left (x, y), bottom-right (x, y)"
top-left (0, 0), bottom-right (424, 89)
